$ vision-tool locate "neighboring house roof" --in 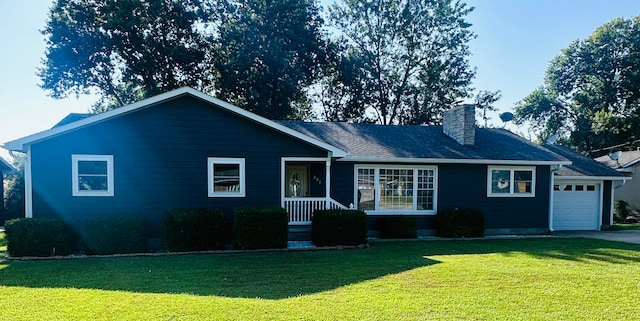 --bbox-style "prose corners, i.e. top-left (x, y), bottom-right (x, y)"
top-left (595, 150), bottom-right (640, 171)
top-left (0, 157), bottom-right (16, 173)
top-left (280, 121), bottom-right (570, 165)
top-left (2, 87), bottom-right (348, 157)
top-left (544, 144), bottom-right (626, 180)
top-left (52, 113), bottom-right (92, 128)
